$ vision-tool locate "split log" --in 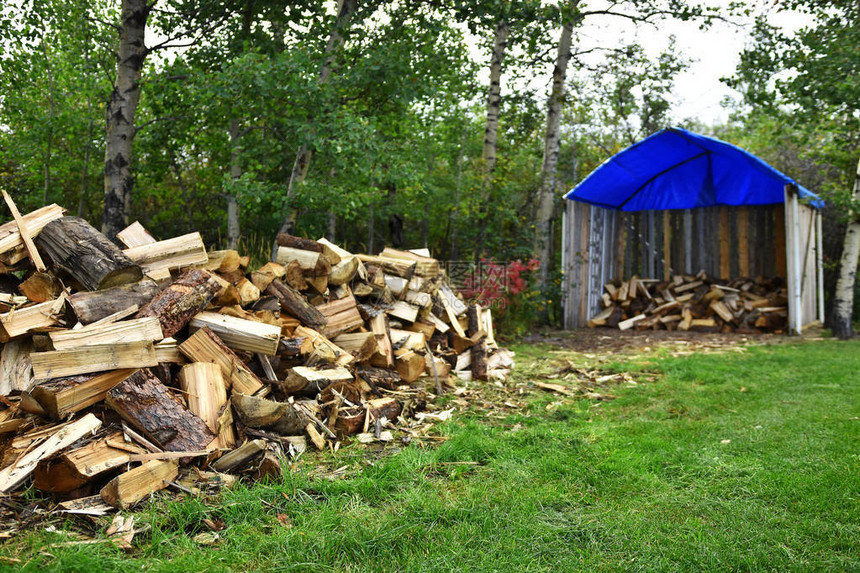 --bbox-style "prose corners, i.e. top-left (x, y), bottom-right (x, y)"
top-left (275, 246), bottom-right (321, 270)
top-left (386, 300), bottom-right (419, 323)
top-left (232, 394), bottom-right (309, 435)
top-left (30, 342), bottom-right (157, 379)
top-left (0, 339), bottom-right (34, 395)
top-left (49, 316), bottom-right (164, 350)
top-left (35, 216), bottom-right (142, 290)
top-left (188, 311), bottom-right (280, 355)
top-left (179, 363), bottom-right (234, 449)
top-left (265, 278), bottom-right (327, 329)
top-left (19, 272), bottom-right (62, 303)
top-left (332, 332), bottom-right (378, 362)
top-left (211, 439), bottom-right (266, 473)
top-left (30, 369), bottom-right (137, 419)
top-left (0, 298), bottom-right (63, 342)
top-left (276, 233), bottom-right (324, 253)
top-left (334, 397), bottom-right (402, 436)
top-left (100, 460), bottom-right (179, 509)
top-left (135, 268), bottom-right (220, 337)
top-left (329, 256), bottom-right (359, 286)
top-left (470, 340), bottom-right (488, 381)
top-left (380, 247), bottom-right (439, 278)
top-left (123, 232), bottom-right (208, 281)
top-left (235, 278), bottom-right (261, 306)
top-left (317, 295), bottom-right (363, 337)
top-left (67, 279), bottom-right (161, 324)
top-left (355, 365), bottom-right (402, 391)
top-left (106, 369), bottom-right (215, 452)
top-left (116, 221), bottom-right (156, 248)
top-left (0, 413), bottom-right (102, 493)
top-left (293, 325), bottom-right (353, 366)
top-left (178, 327), bottom-right (265, 396)
top-left (283, 366), bottom-right (353, 397)
top-left (0, 203), bottom-right (64, 261)
top-left (369, 313), bottom-right (394, 368)
top-left (395, 349), bottom-right (425, 383)
top-left (33, 431), bottom-right (145, 493)
top-left (199, 250), bottom-right (241, 273)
